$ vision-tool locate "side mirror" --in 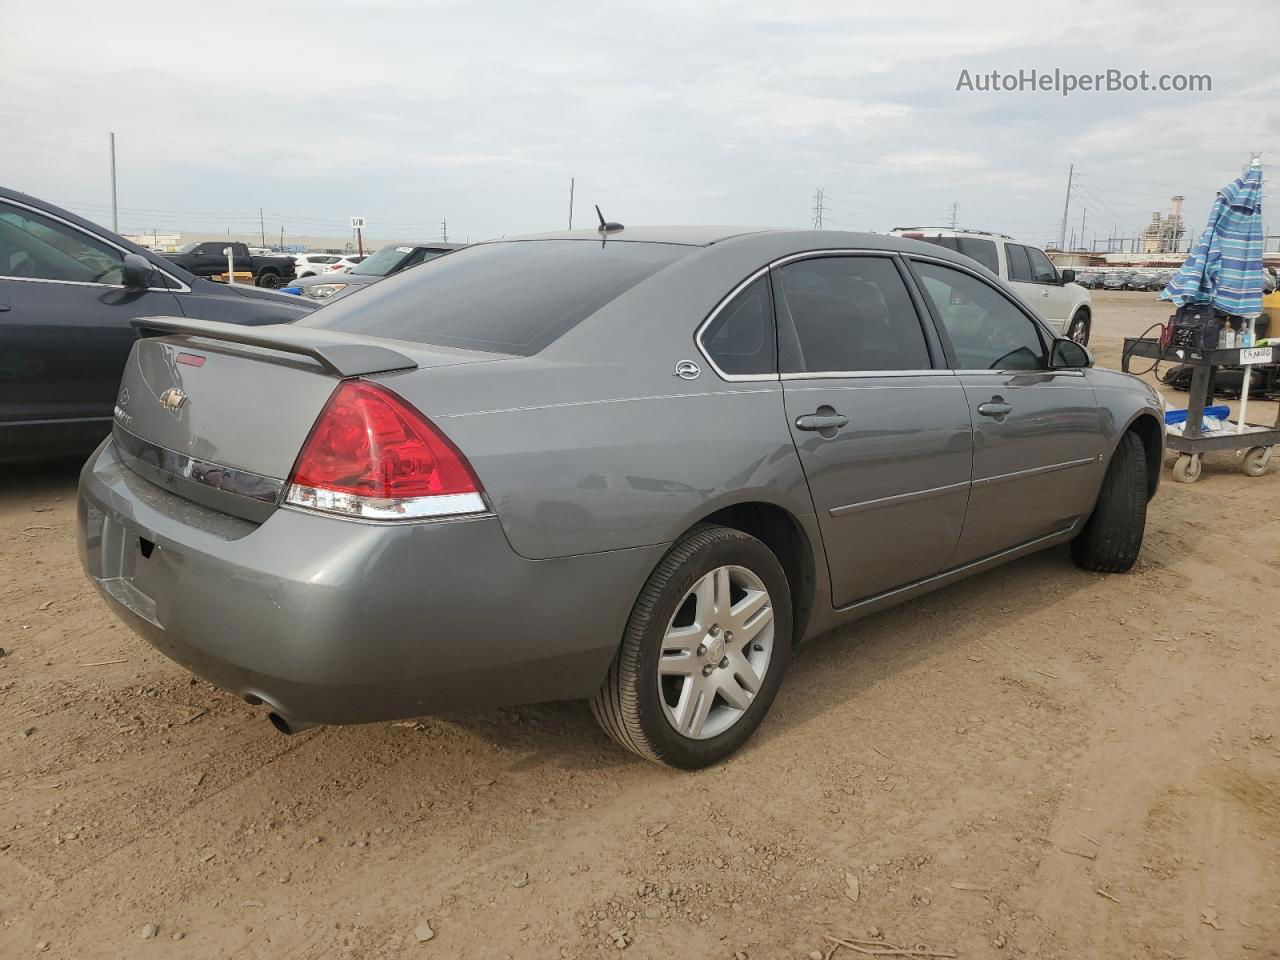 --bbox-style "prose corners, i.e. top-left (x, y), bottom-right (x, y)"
top-left (1059, 268), bottom-right (1076, 284)
top-left (121, 253), bottom-right (154, 289)
top-left (1051, 337), bottom-right (1092, 369)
